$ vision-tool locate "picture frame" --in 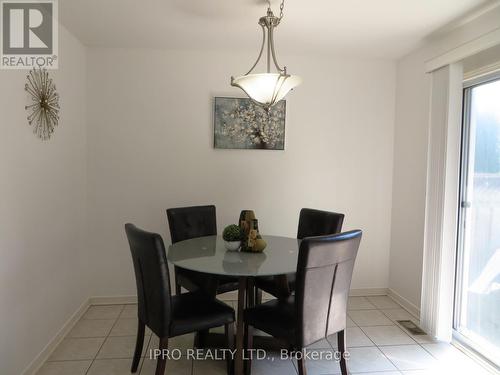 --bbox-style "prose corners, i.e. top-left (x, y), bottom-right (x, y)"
top-left (213, 97), bottom-right (286, 150)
